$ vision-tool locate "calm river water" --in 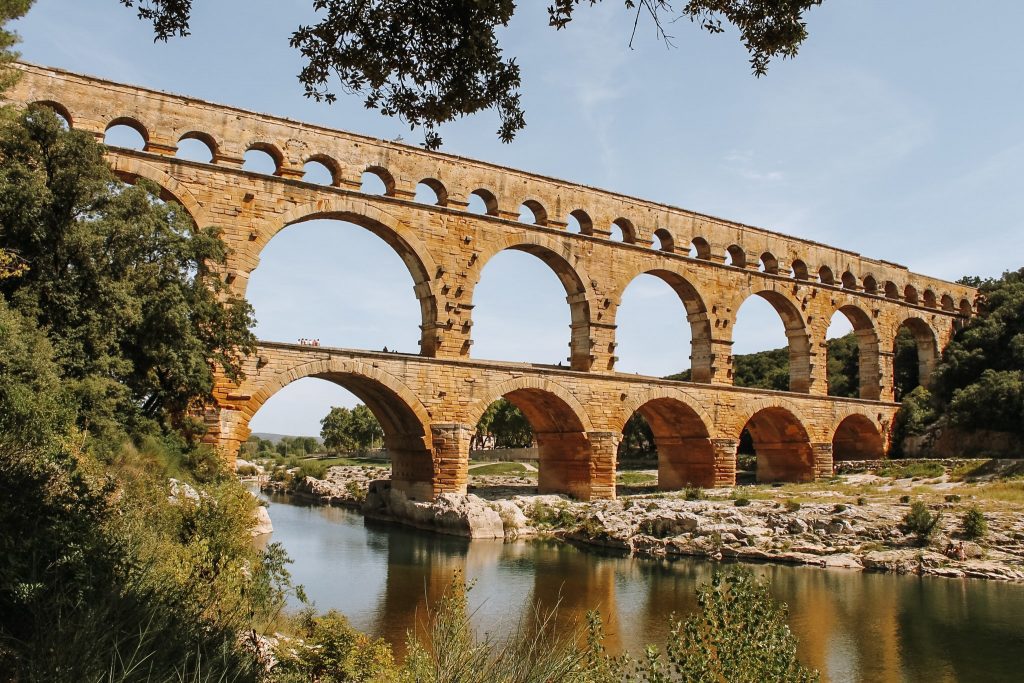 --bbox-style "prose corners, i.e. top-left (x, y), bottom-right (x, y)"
top-left (258, 491), bottom-right (1024, 683)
